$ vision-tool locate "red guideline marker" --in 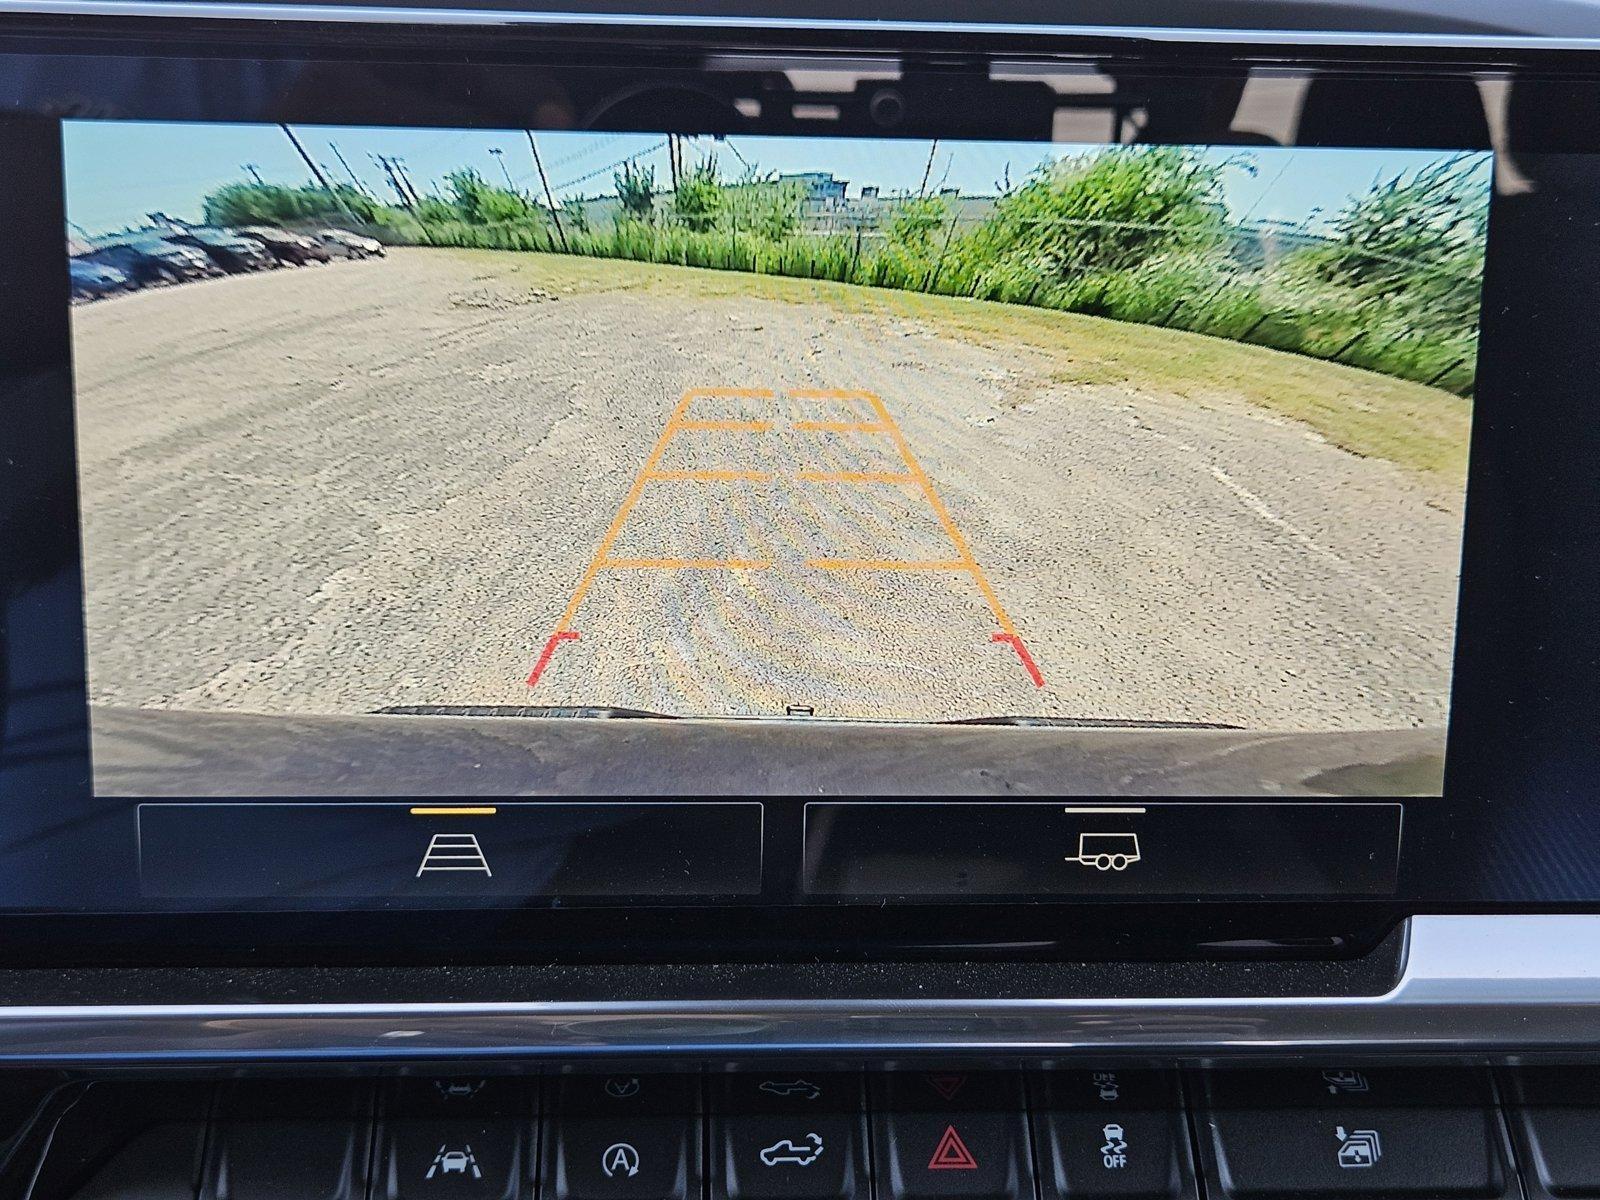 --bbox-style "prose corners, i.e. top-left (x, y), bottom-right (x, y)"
top-left (928, 1126), bottom-right (979, 1171)
top-left (527, 631), bottom-right (581, 687)
top-left (991, 633), bottom-right (1044, 688)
